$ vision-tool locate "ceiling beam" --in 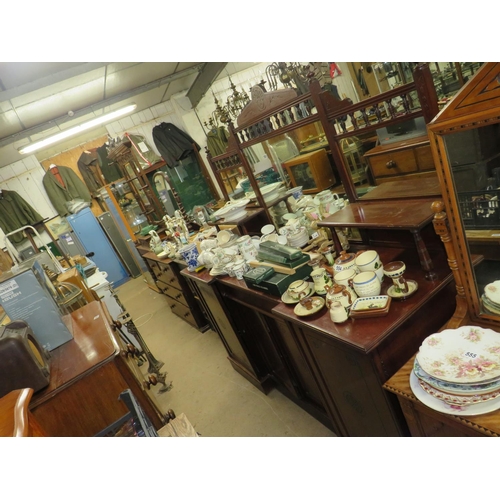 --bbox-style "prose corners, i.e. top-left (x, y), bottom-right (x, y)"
top-left (0, 62), bottom-right (111, 102)
top-left (186, 62), bottom-right (227, 108)
top-left (0, 63), bottom-right (205, 149)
